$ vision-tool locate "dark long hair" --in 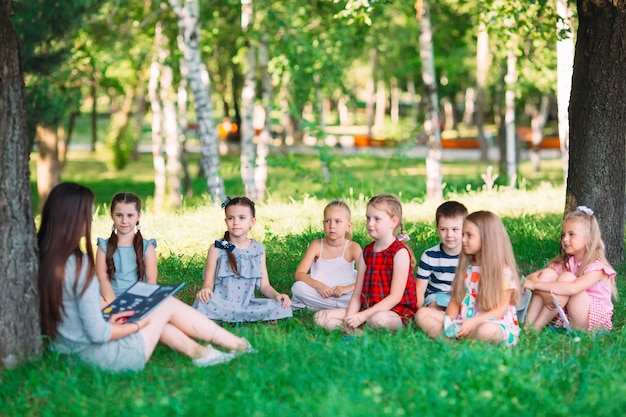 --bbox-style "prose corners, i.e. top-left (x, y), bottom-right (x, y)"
top-left (222, 197), bottom-right (255, 274)
top-left (105, 192), bottom-right (146, 281)
top-left (38, 183), bottom-right (95, 340)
